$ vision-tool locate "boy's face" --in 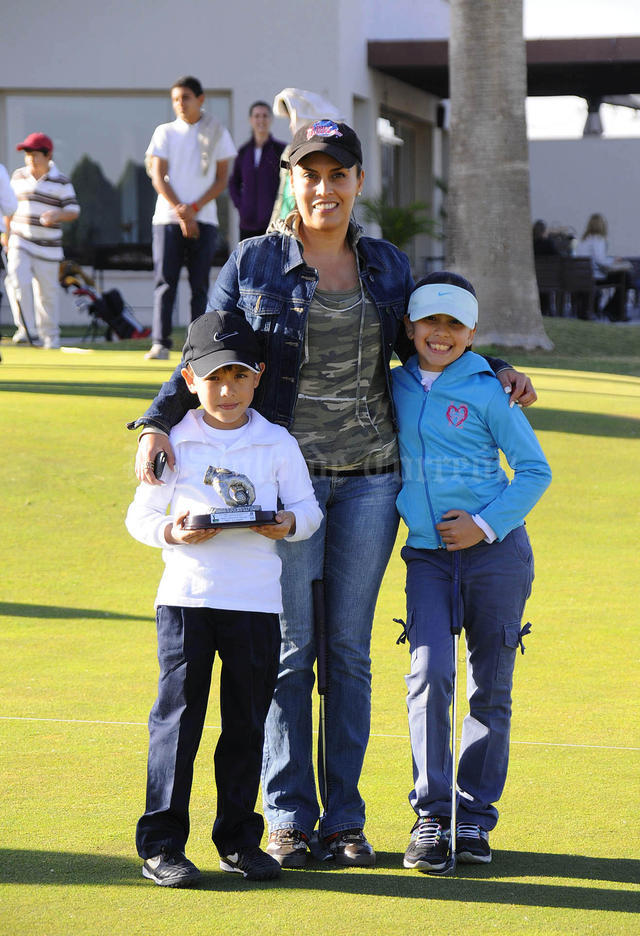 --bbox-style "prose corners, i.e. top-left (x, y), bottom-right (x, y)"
top-left (171, 85), bottom-right (204, 124)
top-left (404, 313), bottom-right (476, 372)
top-left (181, 362), bottom-right (265, 430)
top-left (24, 150), bottom-right (51, 179)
